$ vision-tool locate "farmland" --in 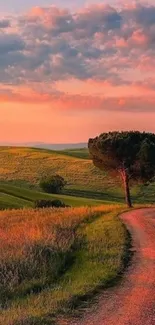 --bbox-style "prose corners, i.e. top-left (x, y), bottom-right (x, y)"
top-left (0, 183), bottom-right (110, 209)
top-left (0, 146), bottom-right (119, 193)
top-left (0, 147), bottom-right (154, 210)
